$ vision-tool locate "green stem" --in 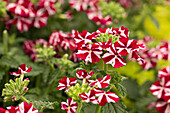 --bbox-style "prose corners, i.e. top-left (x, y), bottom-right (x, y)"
top-left (76, 102), bottom-right (83, 113)
top-left (104, 62), bottom-right (108, 73)
top-left (46, 60), bottom-right (55, 70)
top-left (36, 75), bottom-right (41, 88)
top-left (21, 96), bottom-right (30, 103)
top-left (45, 83), bottom-right (53, 95)
top-left (95, 105), bottom-right (102, 113)
top-left (3, 30), bottom-right (8, 56)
